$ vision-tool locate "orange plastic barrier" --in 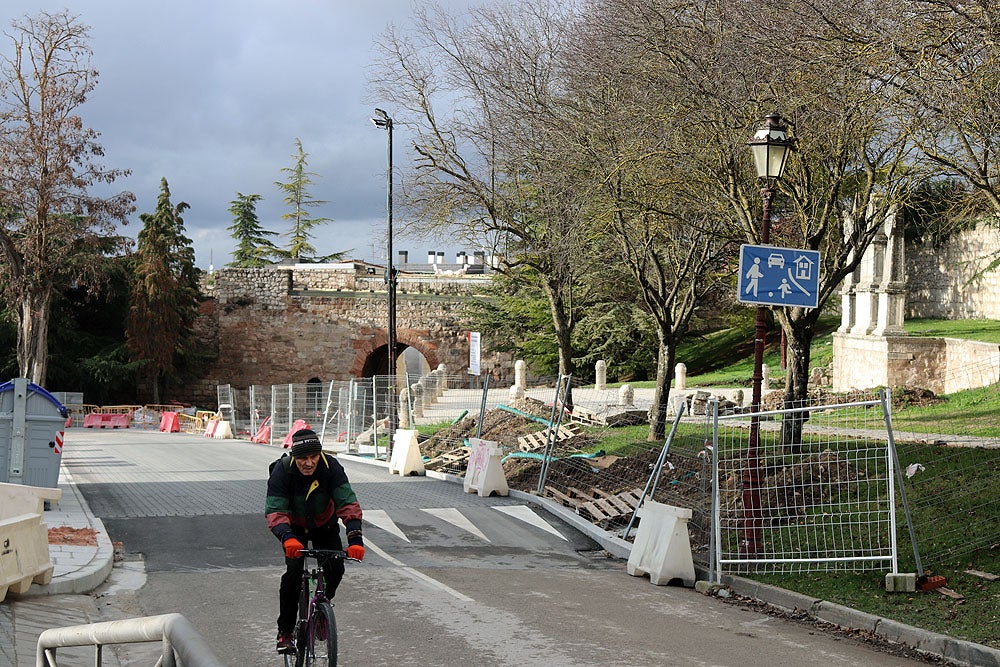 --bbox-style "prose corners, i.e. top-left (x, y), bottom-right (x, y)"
top-left (159, 412), bottom-right (180, 433)
top-left (83, 413), bottom-right (130, 429)
top-left (250, 416), bottom-right (272, 444)
top-left (281, 419), bottom-right (310, 448)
